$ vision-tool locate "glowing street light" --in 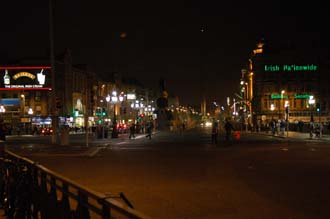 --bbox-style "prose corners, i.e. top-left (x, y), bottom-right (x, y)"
top-left (110, 90), bottom-right (124, 138)
top-left (0, 105), bottom-right (5, 113)
top-left (28, 108), bottom-right (33, 115)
